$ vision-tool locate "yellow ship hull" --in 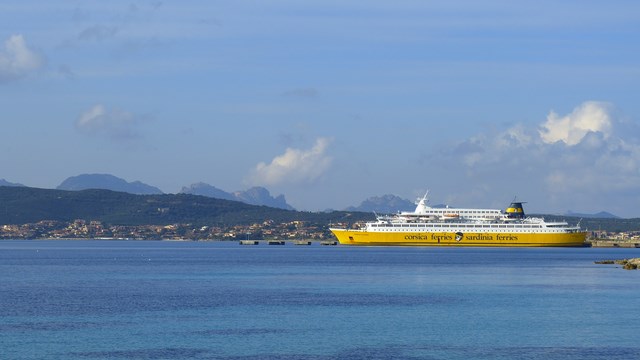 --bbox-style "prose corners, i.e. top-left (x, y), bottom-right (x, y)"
top-left (330, 229), bottom-right (587, 247)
